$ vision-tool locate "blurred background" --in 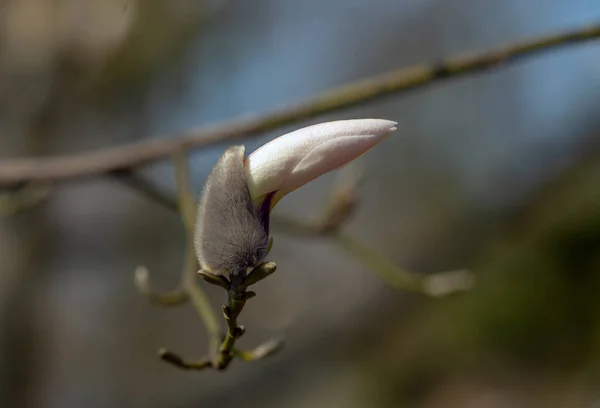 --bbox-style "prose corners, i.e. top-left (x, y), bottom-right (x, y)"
top-left (0, 0), bottom-right (599, 407)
